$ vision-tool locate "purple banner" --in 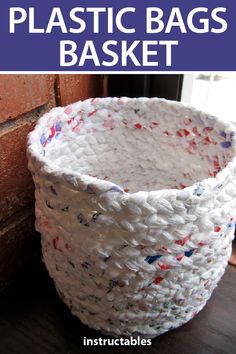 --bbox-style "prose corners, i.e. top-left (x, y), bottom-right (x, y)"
top-left (0, 0), bottom-right (235, 71)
